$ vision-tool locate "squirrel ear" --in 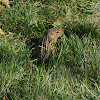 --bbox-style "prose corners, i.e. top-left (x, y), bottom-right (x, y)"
top-left (49, 25), bottom-right (54, 28)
